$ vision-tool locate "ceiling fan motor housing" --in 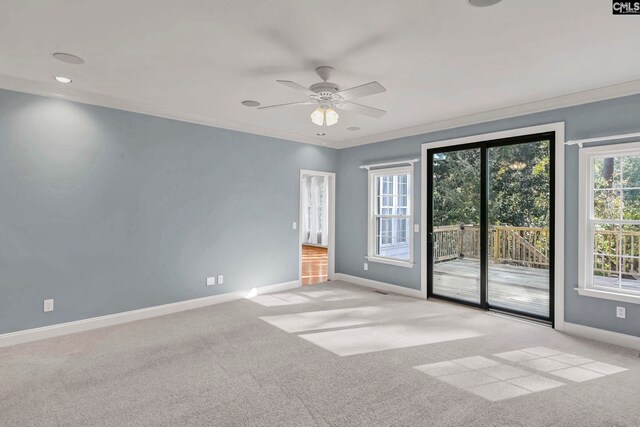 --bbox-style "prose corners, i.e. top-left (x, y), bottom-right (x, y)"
top-left (309, 82), bottom-right (344, 106)
top-left (310, 82), bottom-right (341, 94)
